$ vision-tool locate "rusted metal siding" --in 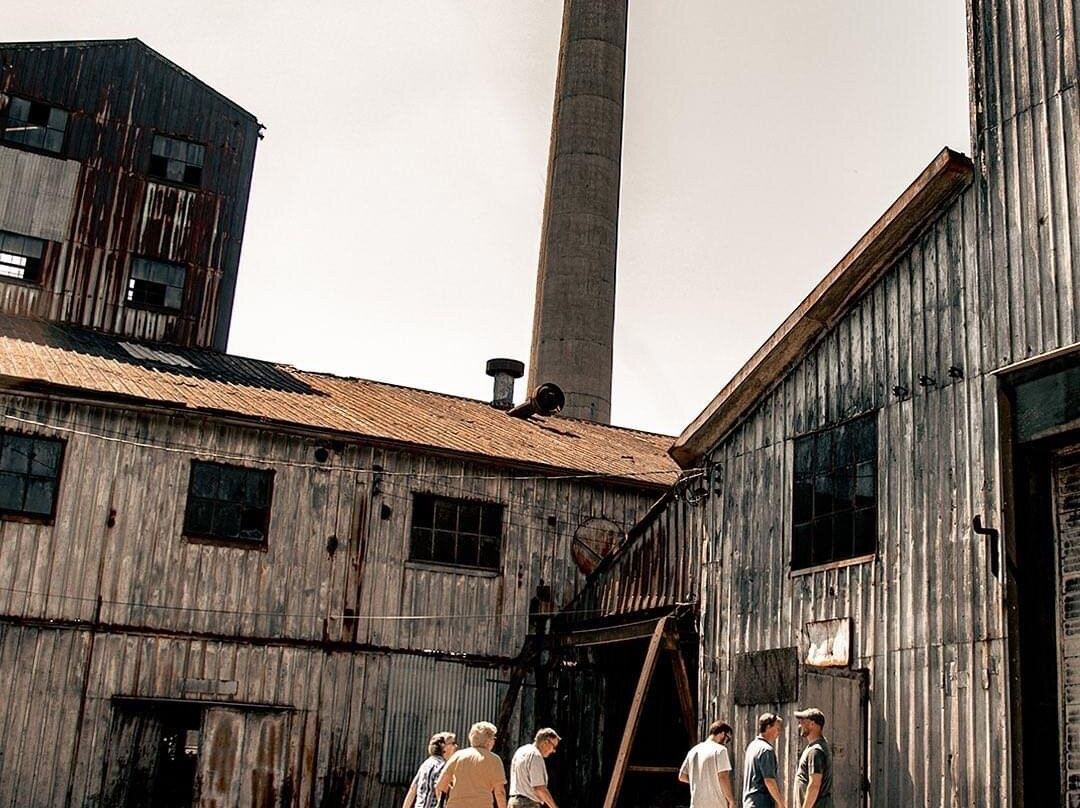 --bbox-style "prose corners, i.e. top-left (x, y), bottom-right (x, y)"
top-left (0, 40), bottom-right (258, 350)
top-left (571, 492), bottom-right (702, 620)
top-left (0, 393), bottom-right (658, 657)
top-left (699, 187), bottom-right (1016, 806)
top-left (1055, 451), bottom-right (1080, 802)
